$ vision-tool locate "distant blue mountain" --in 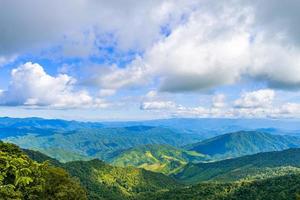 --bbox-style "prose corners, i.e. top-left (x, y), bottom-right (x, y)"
top-left (0, 117), bottom-right (103, 131)
top-left (185, 131), bottom-right (300, 160)
top-left (103, 118), bottom-right (300, 138)
top-left (1, 117), bottom-right (300, 138)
